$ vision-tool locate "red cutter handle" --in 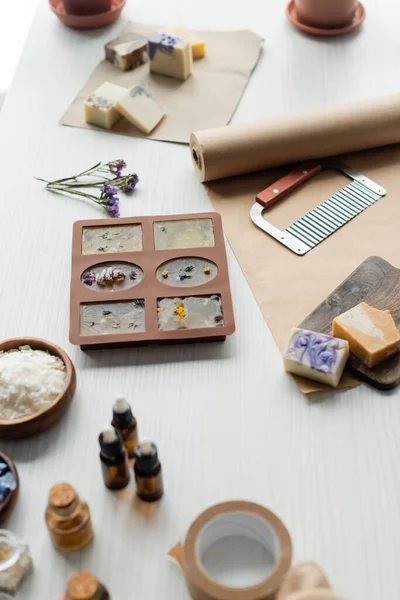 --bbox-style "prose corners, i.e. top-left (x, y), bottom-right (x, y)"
top-left (256, 161), bottom-right (323, 209)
